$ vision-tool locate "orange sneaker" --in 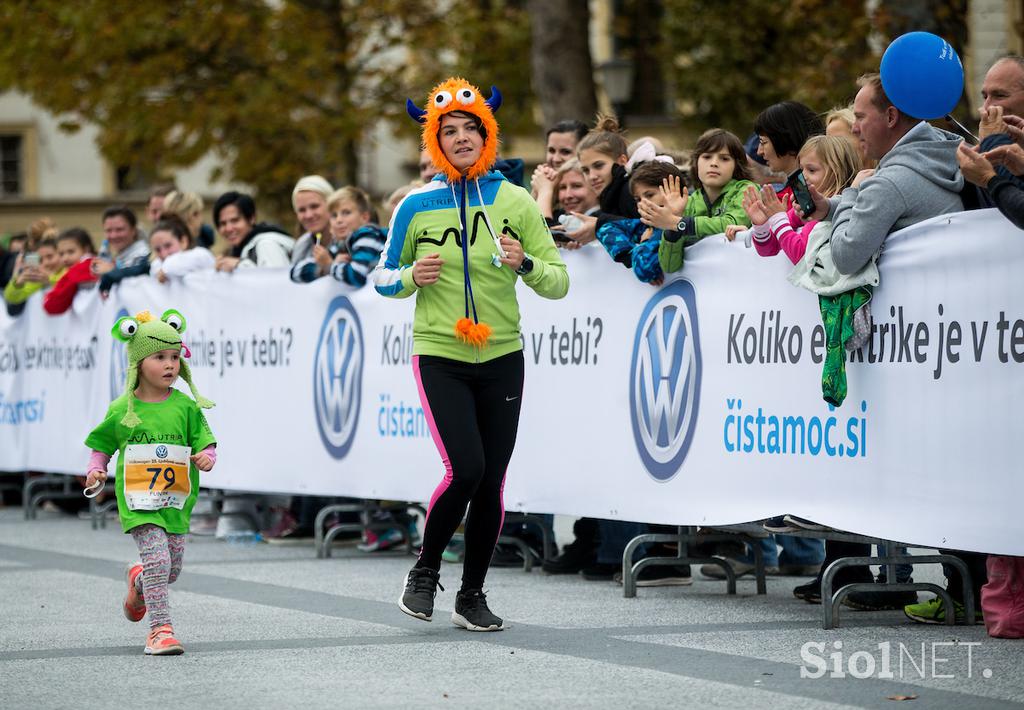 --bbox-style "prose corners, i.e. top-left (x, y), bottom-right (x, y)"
top-left (123, 564), bottom-right (146, 622)
top-left (145, 624), bottom-right (184, 656)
